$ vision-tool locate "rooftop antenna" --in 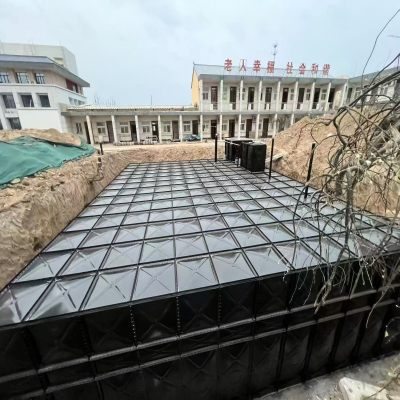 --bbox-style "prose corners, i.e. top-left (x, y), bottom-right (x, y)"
top-left (272, 42), bottom-right (278, 62)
